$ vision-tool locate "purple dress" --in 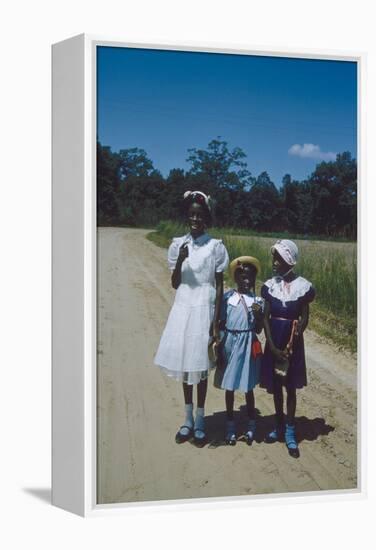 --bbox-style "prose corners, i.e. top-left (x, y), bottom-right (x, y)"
top-left (260, 276), bottom-right (315, 394)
